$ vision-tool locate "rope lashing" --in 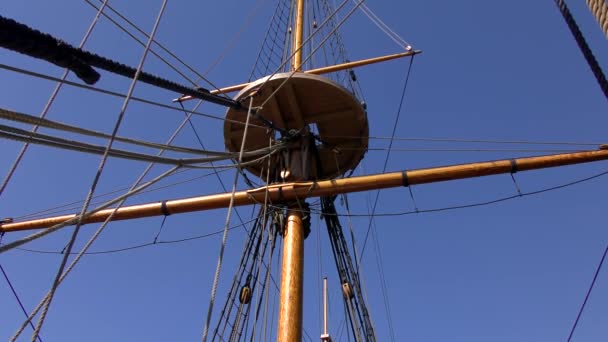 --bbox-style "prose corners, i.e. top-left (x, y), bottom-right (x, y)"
top-left (401, 170), bottom-right (410, 187)
top-left (510, 159), bottom-right (518, 174)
